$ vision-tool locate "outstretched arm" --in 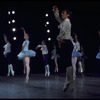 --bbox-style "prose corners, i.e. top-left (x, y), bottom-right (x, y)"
top-left (36, 45), bottom-right (42, 50)
top-left (52, 6), bottom-right (62, 23)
